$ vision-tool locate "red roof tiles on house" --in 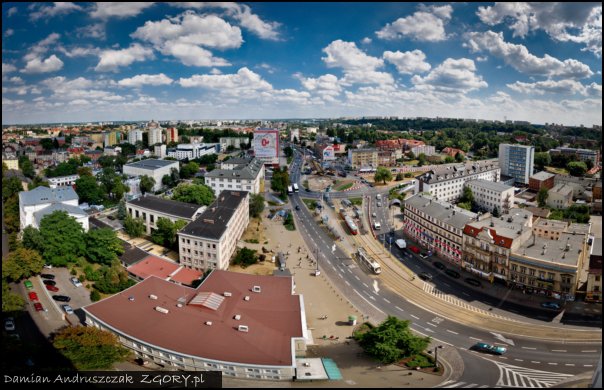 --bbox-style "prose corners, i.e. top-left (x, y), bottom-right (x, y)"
top-left (126, 255), bottom-right (180, 280)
